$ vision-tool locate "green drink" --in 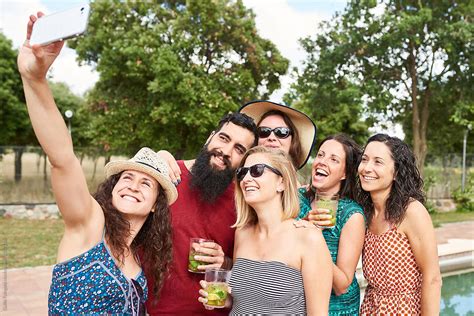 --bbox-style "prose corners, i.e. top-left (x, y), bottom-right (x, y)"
top-left (205, 282), bottom-right (228, 308)
top-left (188, 238), bottom-right (212, 273)
top-left (204, 268), bottom-right (231, 308)
top-left (315, 193), bottom-right (339, 228)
